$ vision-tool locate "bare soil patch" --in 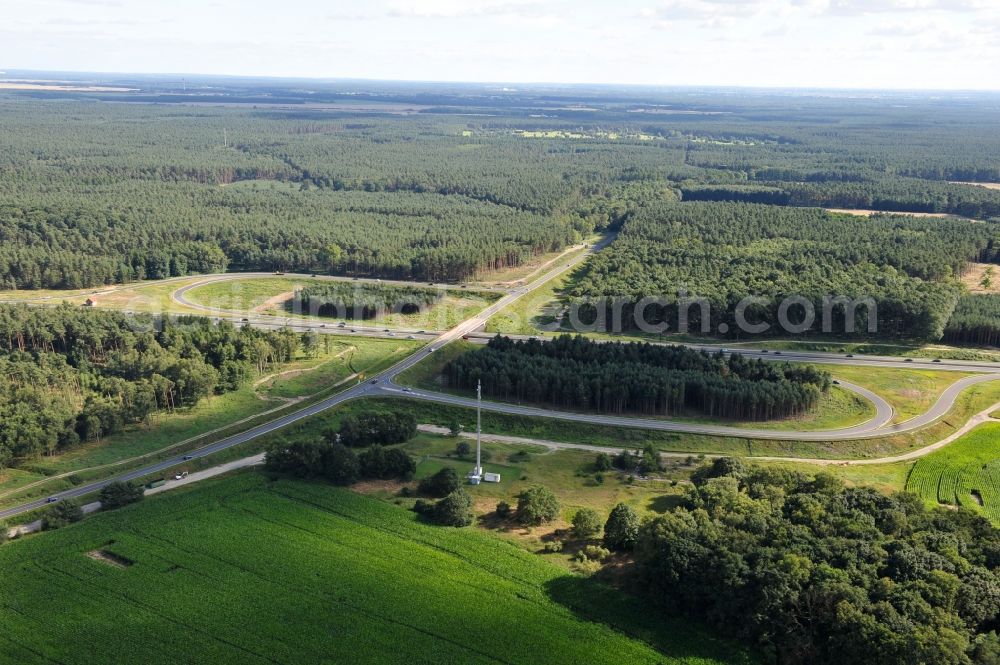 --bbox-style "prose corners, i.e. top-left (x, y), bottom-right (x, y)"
top-left (825, 208), bottom-right (953, 218)
top-left (254, 291), bottom-right (295, 314)
top-left (962, 263), bottom-right (1000, 294)
top-left (86, 549), bottom-right (134, 568)
top-left (949, 182), bottom-right (1000, 191)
